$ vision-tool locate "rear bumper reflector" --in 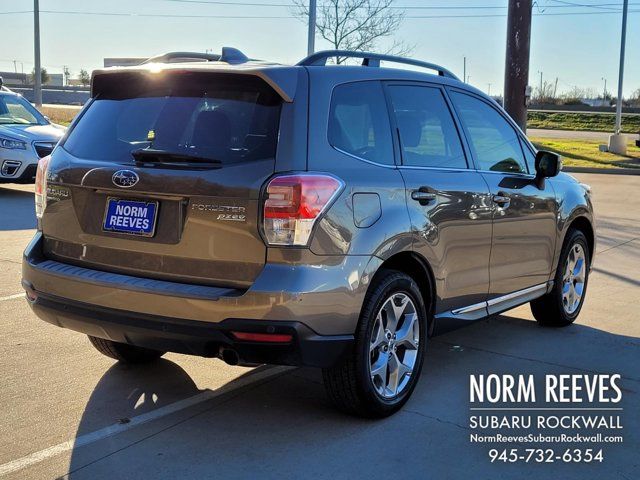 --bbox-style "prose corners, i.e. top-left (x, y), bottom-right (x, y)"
top-left (231, 331), bottom-right (293, 343)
